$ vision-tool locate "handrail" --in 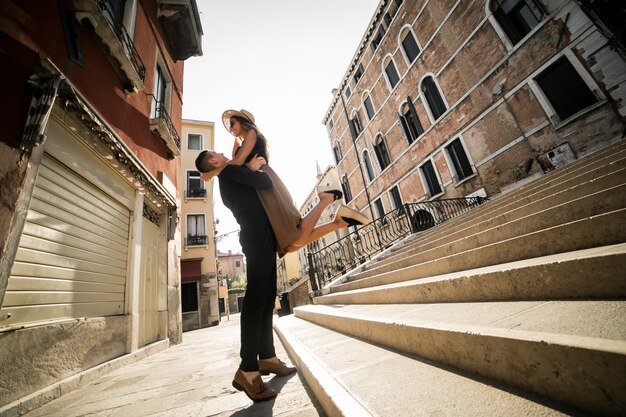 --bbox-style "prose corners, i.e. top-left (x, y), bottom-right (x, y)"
top-left (307, 196), bottom-right (487, 291)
